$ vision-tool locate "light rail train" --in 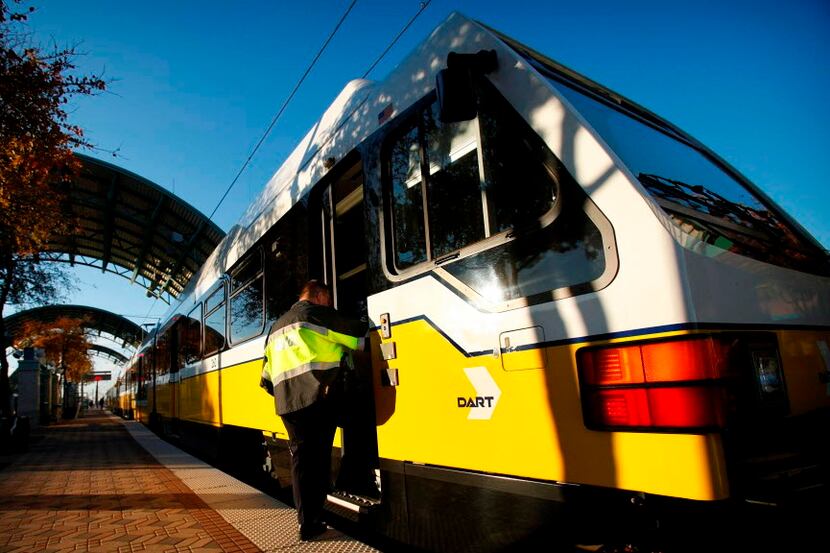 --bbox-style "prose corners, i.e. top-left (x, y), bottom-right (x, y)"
top-left (113, 12), bottom-right (829, 551)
